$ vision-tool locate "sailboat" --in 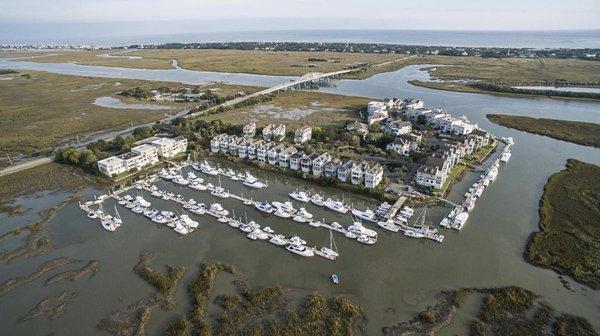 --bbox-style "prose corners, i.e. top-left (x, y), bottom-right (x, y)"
top-left (113, 205), bottom-right (123, 225)
top-left (320, 229), bottom-right (339, 260)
